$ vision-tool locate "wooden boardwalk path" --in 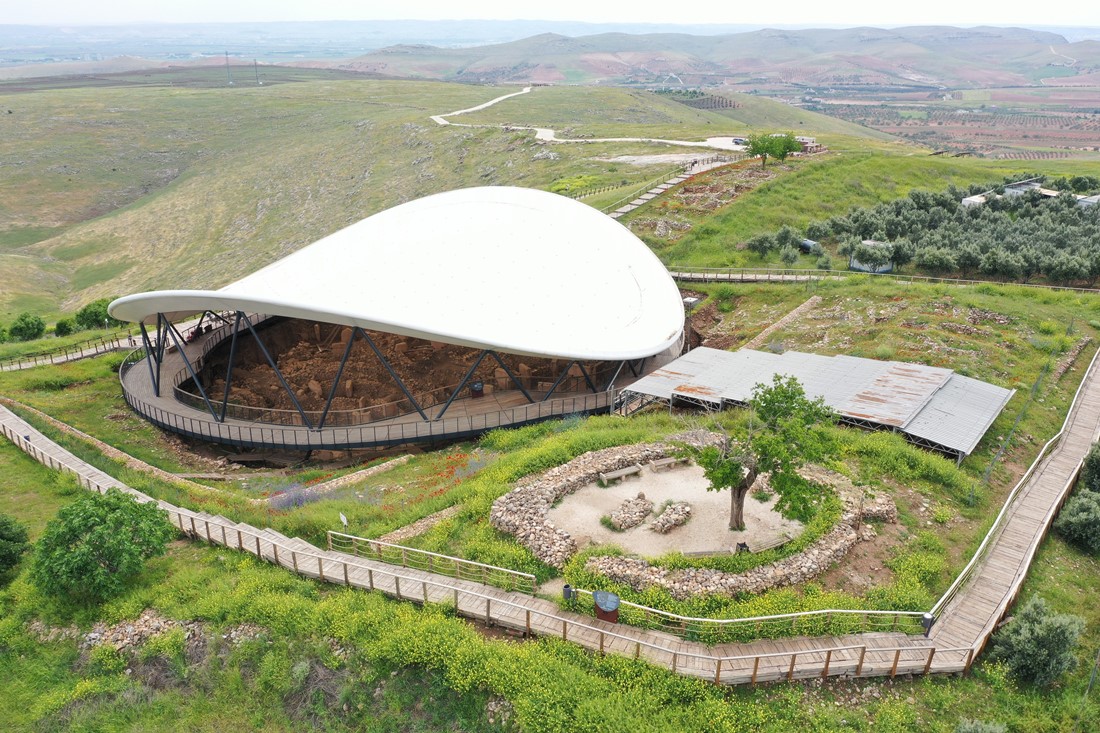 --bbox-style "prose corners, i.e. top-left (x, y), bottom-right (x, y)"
top-left (3, 343), bottom-right (1099, 684)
